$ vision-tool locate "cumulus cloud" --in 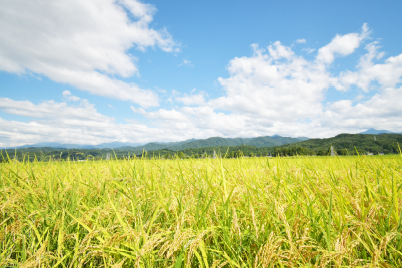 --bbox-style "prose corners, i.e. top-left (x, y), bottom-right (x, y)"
top-left (316, 23), bottom-right (369, 64)
top-left (175, 92), bottom-right (206, 106)
top-left (0, 98), bottom-right (111, 123)
top-left (355, 94), bottom-right (365, 101)
top-left (129, 24), bottom-right (402, 138)
top-left (335, 42), bottom-right (402, 92)
top-left (322, 86), bottom-right (402, 130)
top-left (2, 24), bottom-right (402, 147)
top-left (211, 42), bottom-right (324, 122)
top-left (266, 42), bottom-right (295, 60)
top-left (128, 39), bottom-right (330, 136)
top-left (296, 39), bottom-right (306, 44)
top-left (62, 90), bottom-right (80, 102)
top-left (131, 105), bottom-right (256, 135)
top-left (0, 98), bottom-right (217, 147)
top-left (0, 0), bottom-right (177, 107)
